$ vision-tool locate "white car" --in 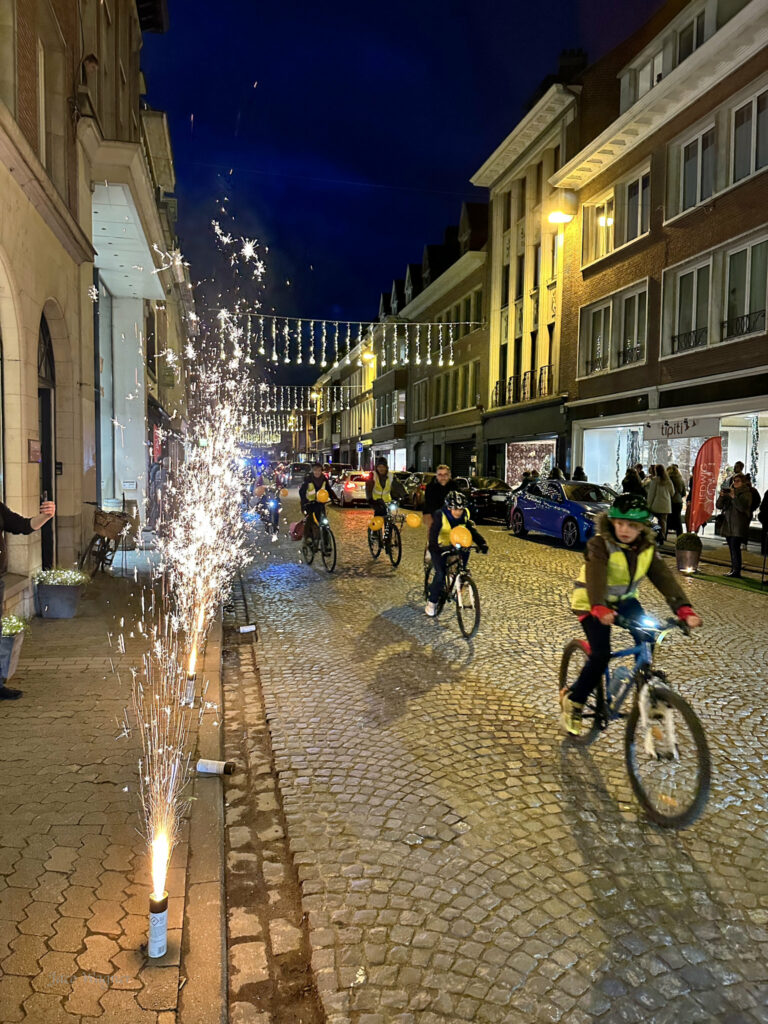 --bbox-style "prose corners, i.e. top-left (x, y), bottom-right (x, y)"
top-left (339, 471), bottom-right (371, 507)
